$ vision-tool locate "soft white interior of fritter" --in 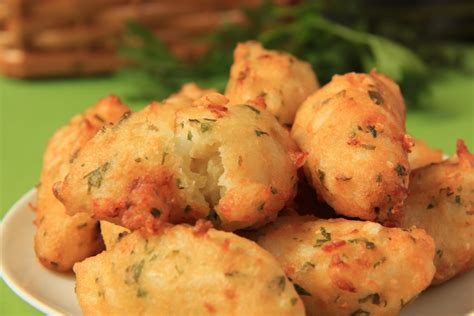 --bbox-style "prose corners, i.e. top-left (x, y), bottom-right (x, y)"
top-left (174, 125), bottom-right (227, 211)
